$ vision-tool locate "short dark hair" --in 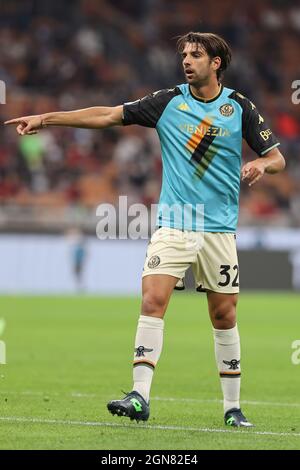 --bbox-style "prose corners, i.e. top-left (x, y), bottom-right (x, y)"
top-left (176, 32), bottom-right (232, 80)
